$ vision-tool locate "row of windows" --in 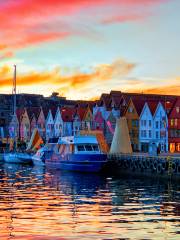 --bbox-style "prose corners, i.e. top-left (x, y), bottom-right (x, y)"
top-left (141, 130), bottom-right (152, 138)
top-left (170, 129), bottom-right (180, 138)
top-left (141, 130), bottom-right (166, 139)
top-left (130, 129), bottom-right (138, 138)
top-left (131, 119), bottom-right (139, 127)
top-left (141, 120), bottom-right (166, 128)
top-left (141, 120), bottom-right (152, 127)
top-left (170, 119), bottom-right (178, 127)
top-left (77, 145), bottom-right (99, 151)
